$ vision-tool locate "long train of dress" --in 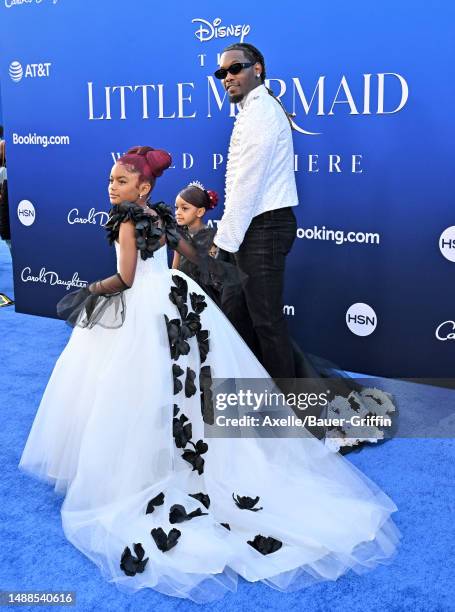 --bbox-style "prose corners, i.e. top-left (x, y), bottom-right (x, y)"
top-left (19, 244), bottom-right (400, 603)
